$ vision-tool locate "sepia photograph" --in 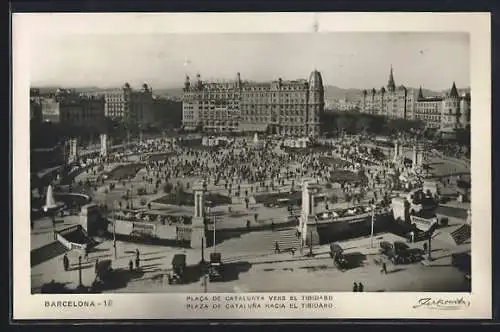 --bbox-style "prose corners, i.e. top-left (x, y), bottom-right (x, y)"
top-left (12, 12), bottom-right (491, 320)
